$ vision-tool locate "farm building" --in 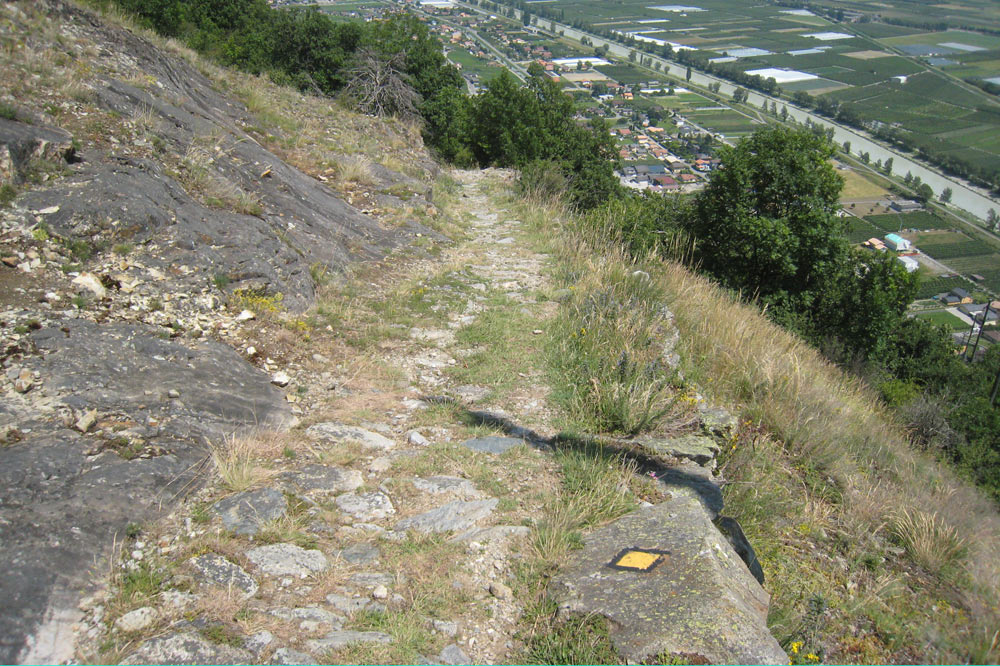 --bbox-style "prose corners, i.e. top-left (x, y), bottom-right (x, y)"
top-left (890, 200), bottom-right (922, 213)
top-left (959, 303), bottom-right (999, 323)
top-left (951, 287), bottom-right (973, 304)
top-left (896, 256), bottom-right (919, 272)
top-left (884, 233), bottom-right (912, 251)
